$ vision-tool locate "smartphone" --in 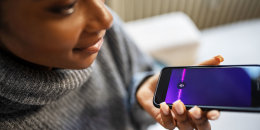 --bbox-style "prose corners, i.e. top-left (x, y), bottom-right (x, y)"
top-left (153, 65), bottom-right (260, 112)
